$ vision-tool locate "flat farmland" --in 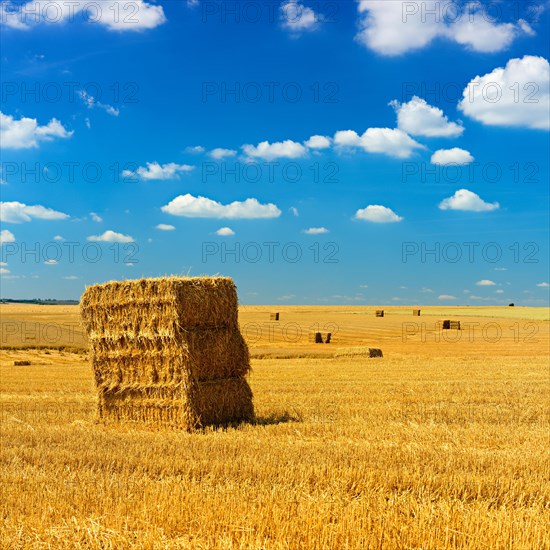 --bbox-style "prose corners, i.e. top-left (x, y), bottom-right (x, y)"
top-left (1, 304), bottom-right (549, 548)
